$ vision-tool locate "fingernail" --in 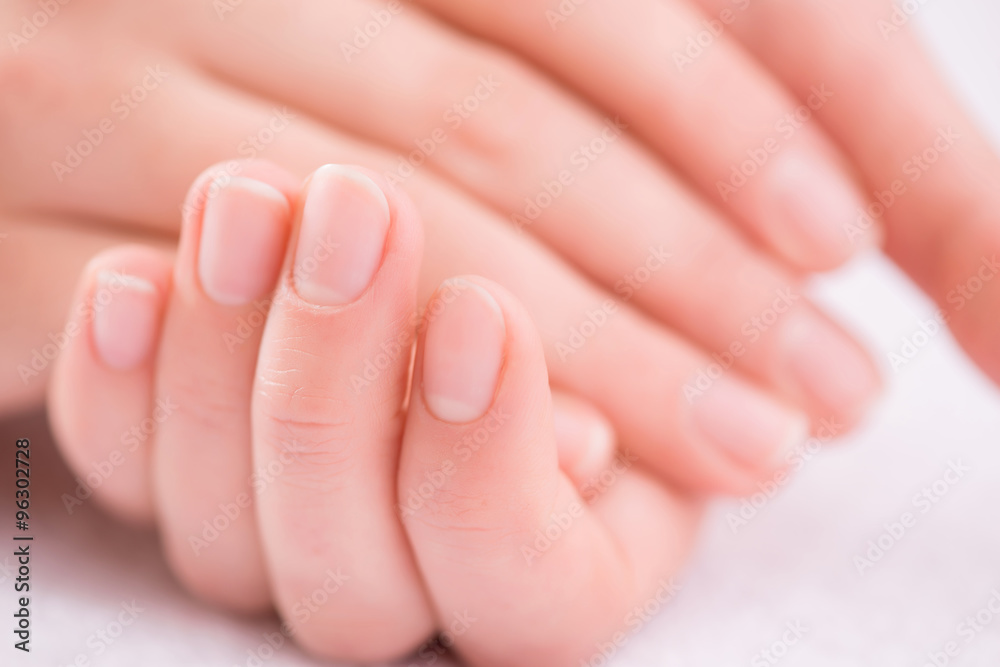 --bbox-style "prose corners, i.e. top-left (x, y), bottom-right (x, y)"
top-left (769, 150), bottom-right (869, 262)
top-left (784, 311), bottom-right (881, 420)
top-left (691, 375), bottom-right (808, 469)
top-left (552, 396), bottom-right (616, 482)
top-left (198, 177), bottom-right (290, 306)
top-left (92, 271), bottom-right (161, 371)
top-left (422, 280), bottom-right (506, 424)
top-left (294, 165), bottom-right (390, 306)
